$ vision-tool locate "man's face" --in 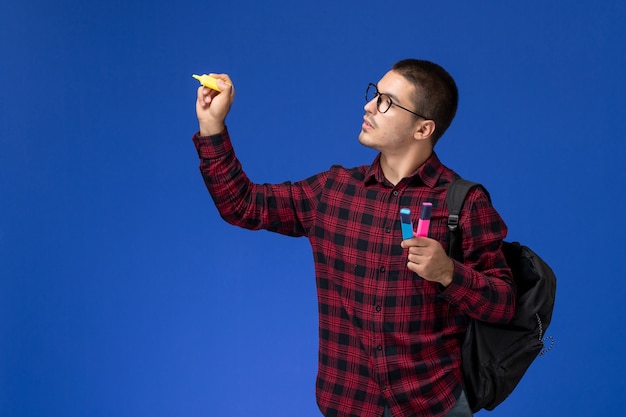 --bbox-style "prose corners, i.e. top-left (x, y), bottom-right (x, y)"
top-left (358, 70), bottom-right (422, 154)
